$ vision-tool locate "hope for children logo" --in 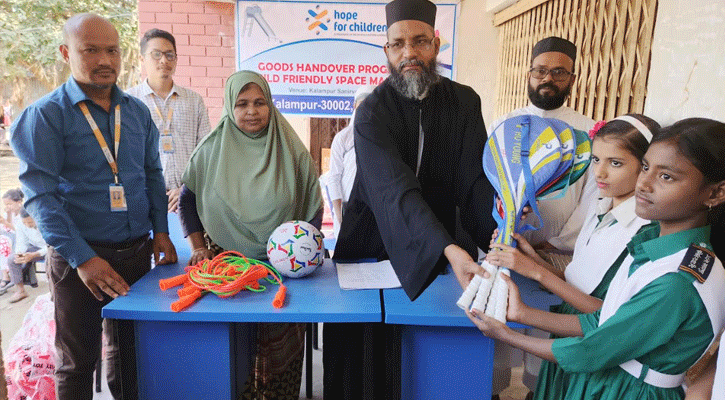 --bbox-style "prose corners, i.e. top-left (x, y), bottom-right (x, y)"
top-left (305, 5), bottom-right (330, 35)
